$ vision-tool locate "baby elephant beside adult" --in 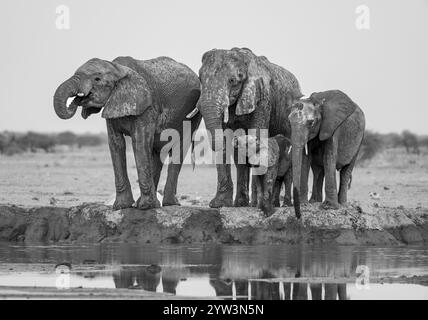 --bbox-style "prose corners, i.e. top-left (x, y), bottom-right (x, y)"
top-left (197, 47), bottom-right (302, 208)
top-left (289, 90), bottom-right (366, 218)
top-left (234, 134), bottom-right (292, 217)
top-left (53, 56), bottom-right (202, 210)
